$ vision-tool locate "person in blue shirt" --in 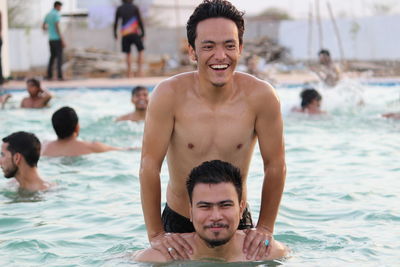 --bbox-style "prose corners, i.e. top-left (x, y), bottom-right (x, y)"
top-left (42, 1), bottom-right (65, 81)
